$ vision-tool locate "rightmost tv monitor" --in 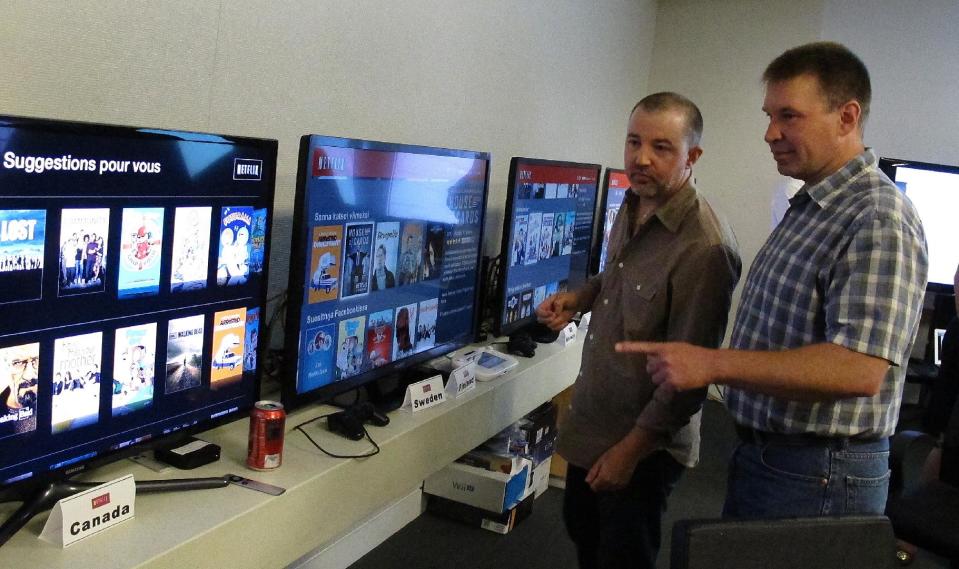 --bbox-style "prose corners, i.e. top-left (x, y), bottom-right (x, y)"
top-left (593, 168), bottom-right (629, 274)
top-left (496, 158), bottom-right (601, 339)
top-left (879, 157), bottom-right (959, 293)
